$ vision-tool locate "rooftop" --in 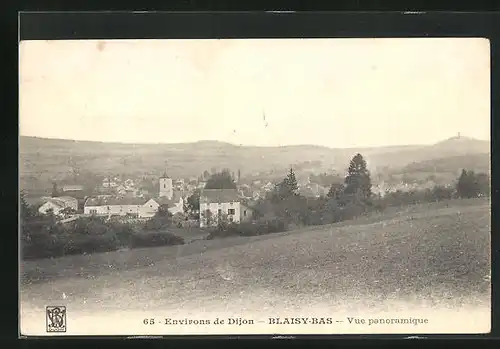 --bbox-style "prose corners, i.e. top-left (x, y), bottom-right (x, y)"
top-left (85, 196), bottom-right (147, 206)
top-left (40, 196), bottom-right (78, 207)
top-left (200, 189), bottom-right (239, 203)
top-left (148, 191), bottom-right (183, 206)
